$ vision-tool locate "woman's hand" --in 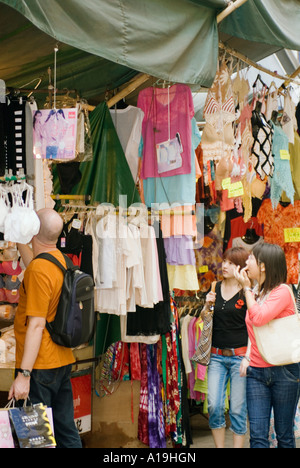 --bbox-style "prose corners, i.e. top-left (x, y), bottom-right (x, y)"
top-left (234, 266), bottom-right (251, 289)
top-left (205, 291), bottom-right (216, 304)
top-left (240, 357), bottom-right (250, 377)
